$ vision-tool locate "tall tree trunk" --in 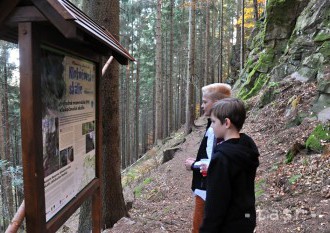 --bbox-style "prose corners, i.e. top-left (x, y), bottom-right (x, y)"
top-left (210, 0), bottom-right (217, 83)
top-left (135, 61), bottom-right (140, 159)
top-left (125, 64), bottom-right (131, 166)
top-left (236, 0), bottom-right (241, 48)
top-left (227, 16), bottom-right (234, 78)
top-left (141, 108), bottom-right (147, 154)
top-left (155, 0), bottom-right (163, 143)
top-left (218, 0), bottom-right (224, 82)
top-left (204, 0), bottom-right (210, 85)
top-left (152, 77), bottom-right (156, 144)
top-left (185, 0), bottom-right (196, 135)
top-left (180, 68), bottom-right (185, 125)
top-left (82, 0), bottom-right (128, 229)
top-left (120, 71), bottom-right (126, 169)
top-left (130, 64), bottom-right (134, 164)
top-left (163, 32), bottom-right (168, 138)
top-left (169, 0), bottom-right (174, 133)
top-left (253, 0), bottom-right (259, 21)
top-left (179, 4), bottom-right (187, 126)
top-left (240, 0), bottom-right (245, 72)
top-left (199, 10), bottom-right (205, 116)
